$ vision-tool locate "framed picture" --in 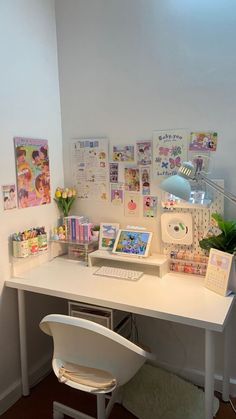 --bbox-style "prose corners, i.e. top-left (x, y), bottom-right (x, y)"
top-left (204, 248), bottom-right (234, 296)
top-left (112, 229), bottom-right (153, 258)
top-left (99, 223), bottom-right (120, 251)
